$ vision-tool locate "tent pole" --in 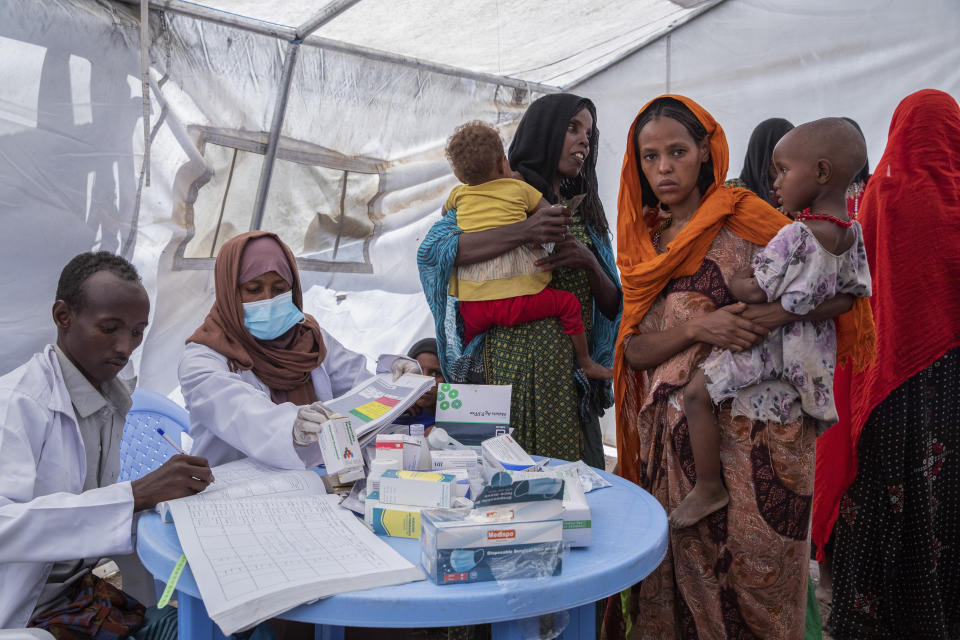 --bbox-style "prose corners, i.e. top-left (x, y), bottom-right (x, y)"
top-left (112, 0), bottom-right (558, 94)
top-left (299, 34), bottom-right (560, 94)
top-left (114, 0), bottom-right (297, 40)
top-left (250, 40), bottom-right (300, 231)
top-left (296, 0), bottom-right (363, 39)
